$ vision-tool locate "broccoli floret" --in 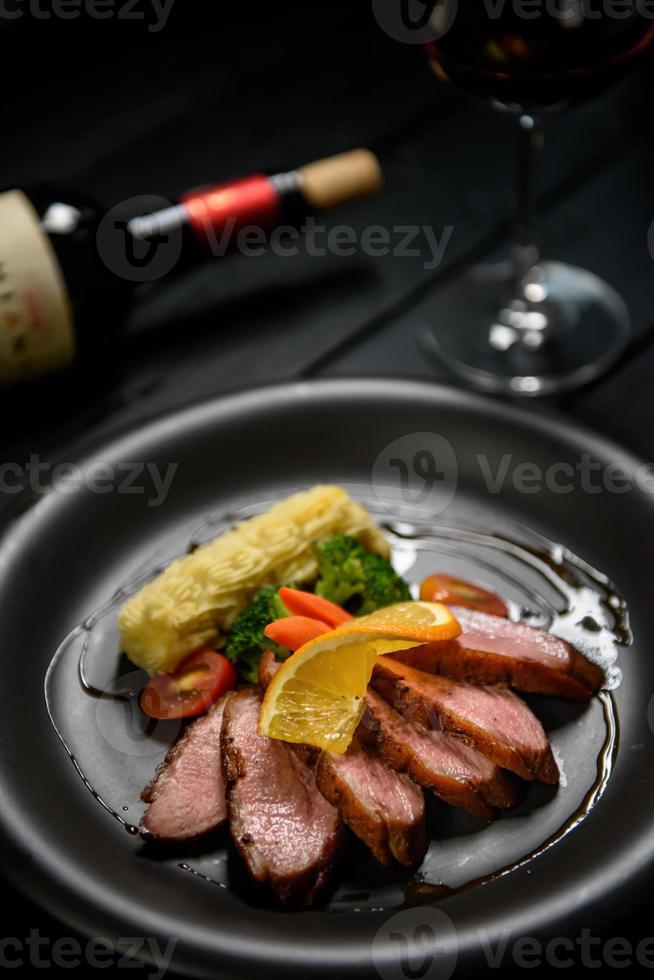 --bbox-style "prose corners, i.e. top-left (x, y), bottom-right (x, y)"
top-left (225, 586), bottom-right (290, 683)
top-left (314, 533), bottom-right (411, 616)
